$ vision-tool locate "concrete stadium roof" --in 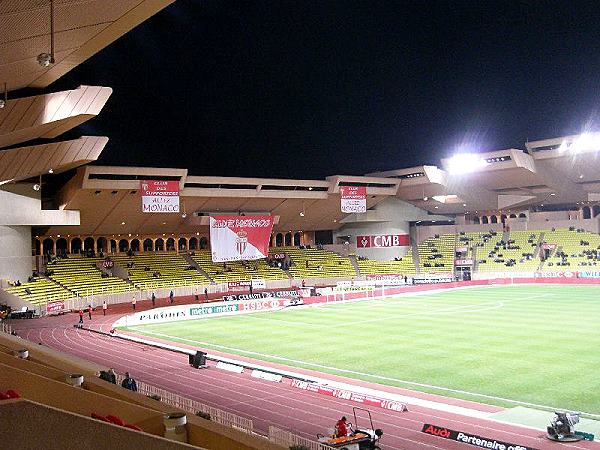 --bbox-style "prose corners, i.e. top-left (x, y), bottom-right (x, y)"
top-left (0, 0), bottom-right (175, 91)
top-left (368, 135), bottom-right (600, 216)
top-left (0, 85), bottom-right (112, 149)
top-left (45, 166), bottom-right (398, 235)
top-left (42, 134), bottom-right (600, 235)
top-left (0, 136), bottom-right (107, 184)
